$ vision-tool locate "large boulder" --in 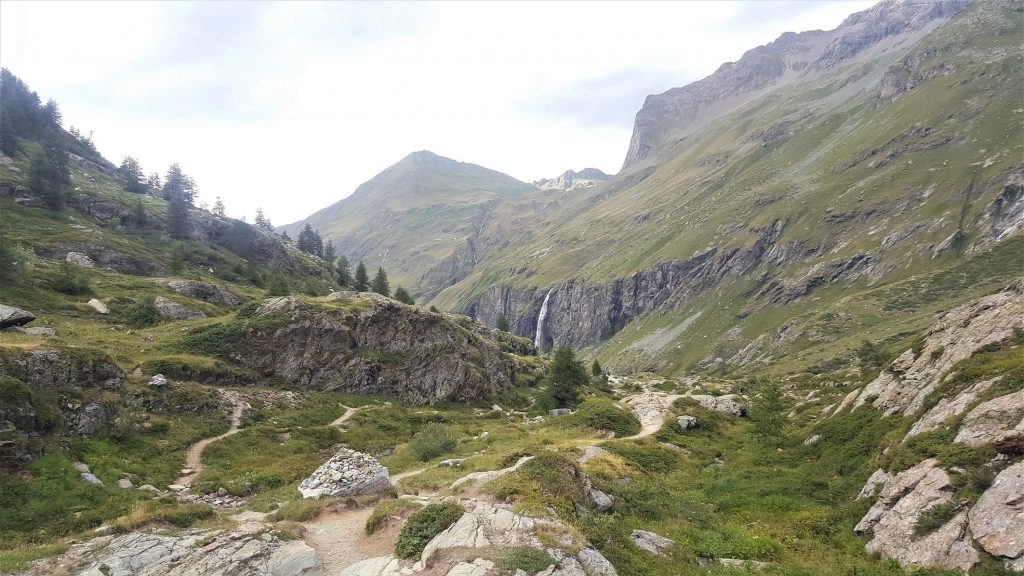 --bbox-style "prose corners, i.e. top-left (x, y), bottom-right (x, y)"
top-left (160, 279), bottom-right (242, 307)
top-left (954, 388), bottom-right (1024, 448)
top-left (153, 296), bottom-right (207, 320)
top-left (298, 447), bottom-right (390, 499)
top-left (684, 394), bottom-right (748, 417)
top-left (0, 304), bottom-right (35, 329)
